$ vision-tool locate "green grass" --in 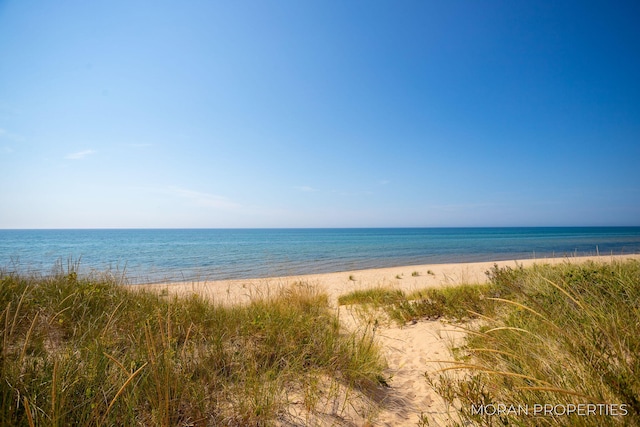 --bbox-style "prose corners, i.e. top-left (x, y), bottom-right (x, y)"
top-left (338, 260), bottom-right (640, 426)
top-left (393, 284), bottom-right (499, 323)
top-left (338, 287), bottom-right (406, 307)
top-left (8, 259), bottom-right (636, 425)
top-left (427, 260), bottom-right (640, 426)
top-left (0, 265), bottom-right (387, 426)
top-left (338, 283), bottom-right (498, 324)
